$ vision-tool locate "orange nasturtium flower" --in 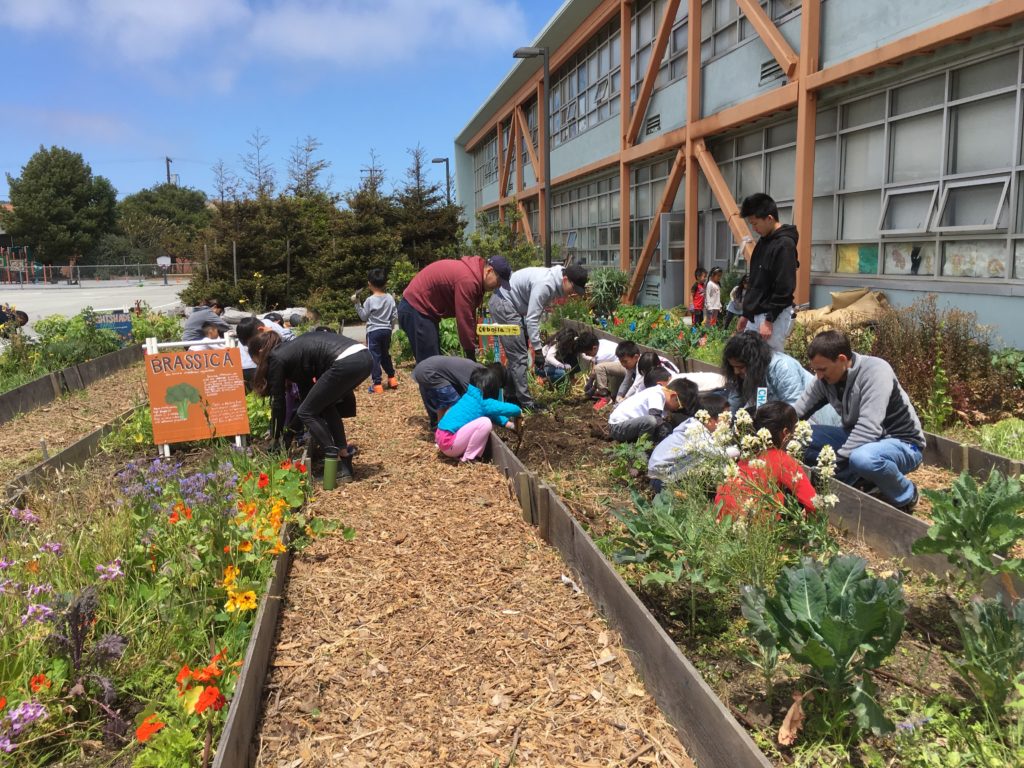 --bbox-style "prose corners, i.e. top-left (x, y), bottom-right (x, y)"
top-left (195, 685), bottom-right (226, 714)
top-left (268, 539), bottom-right (287, 556)
top-left (257, 473), bottom-right (270, 489)
top-left (238, 541), bottom-right (253, 553)
top-left (296, 462), bottom-right (307, 474)
top-left (222, 565), bottom-right (240, 588)
top-left (29, 673), bottom-right (51, 693)
top-left (136, 714), bottom-right (165, 742)
top-left (0, 695), bottom-right (6, 711)
top-left (280, 459), bottom-right (293, 471)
